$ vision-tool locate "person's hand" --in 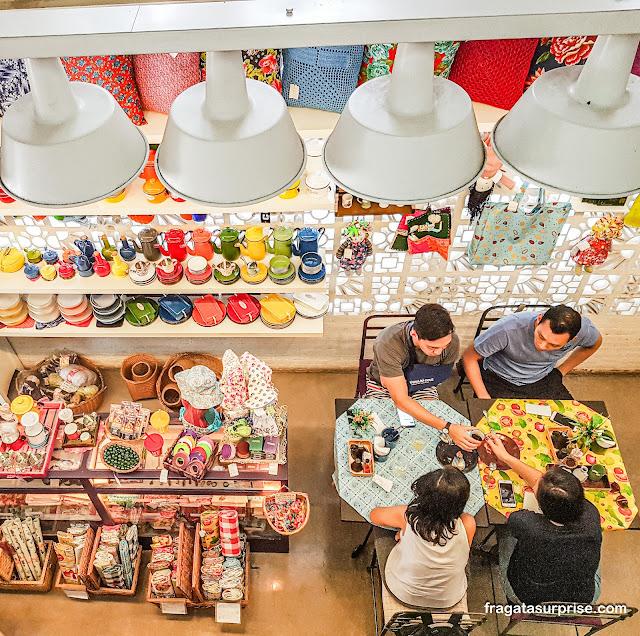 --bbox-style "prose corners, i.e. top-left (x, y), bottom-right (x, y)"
top-left (450, 423), bottom-right (482, 452)
top-left (477, 390), bottom-right (492, 399)
top-left (485, 433), bottom-right (512, 464)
